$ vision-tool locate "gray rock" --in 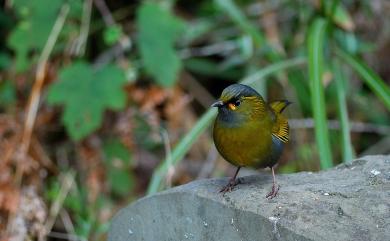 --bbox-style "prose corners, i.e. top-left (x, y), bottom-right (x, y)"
top-left (108, 155), bottom-right (390, 241)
